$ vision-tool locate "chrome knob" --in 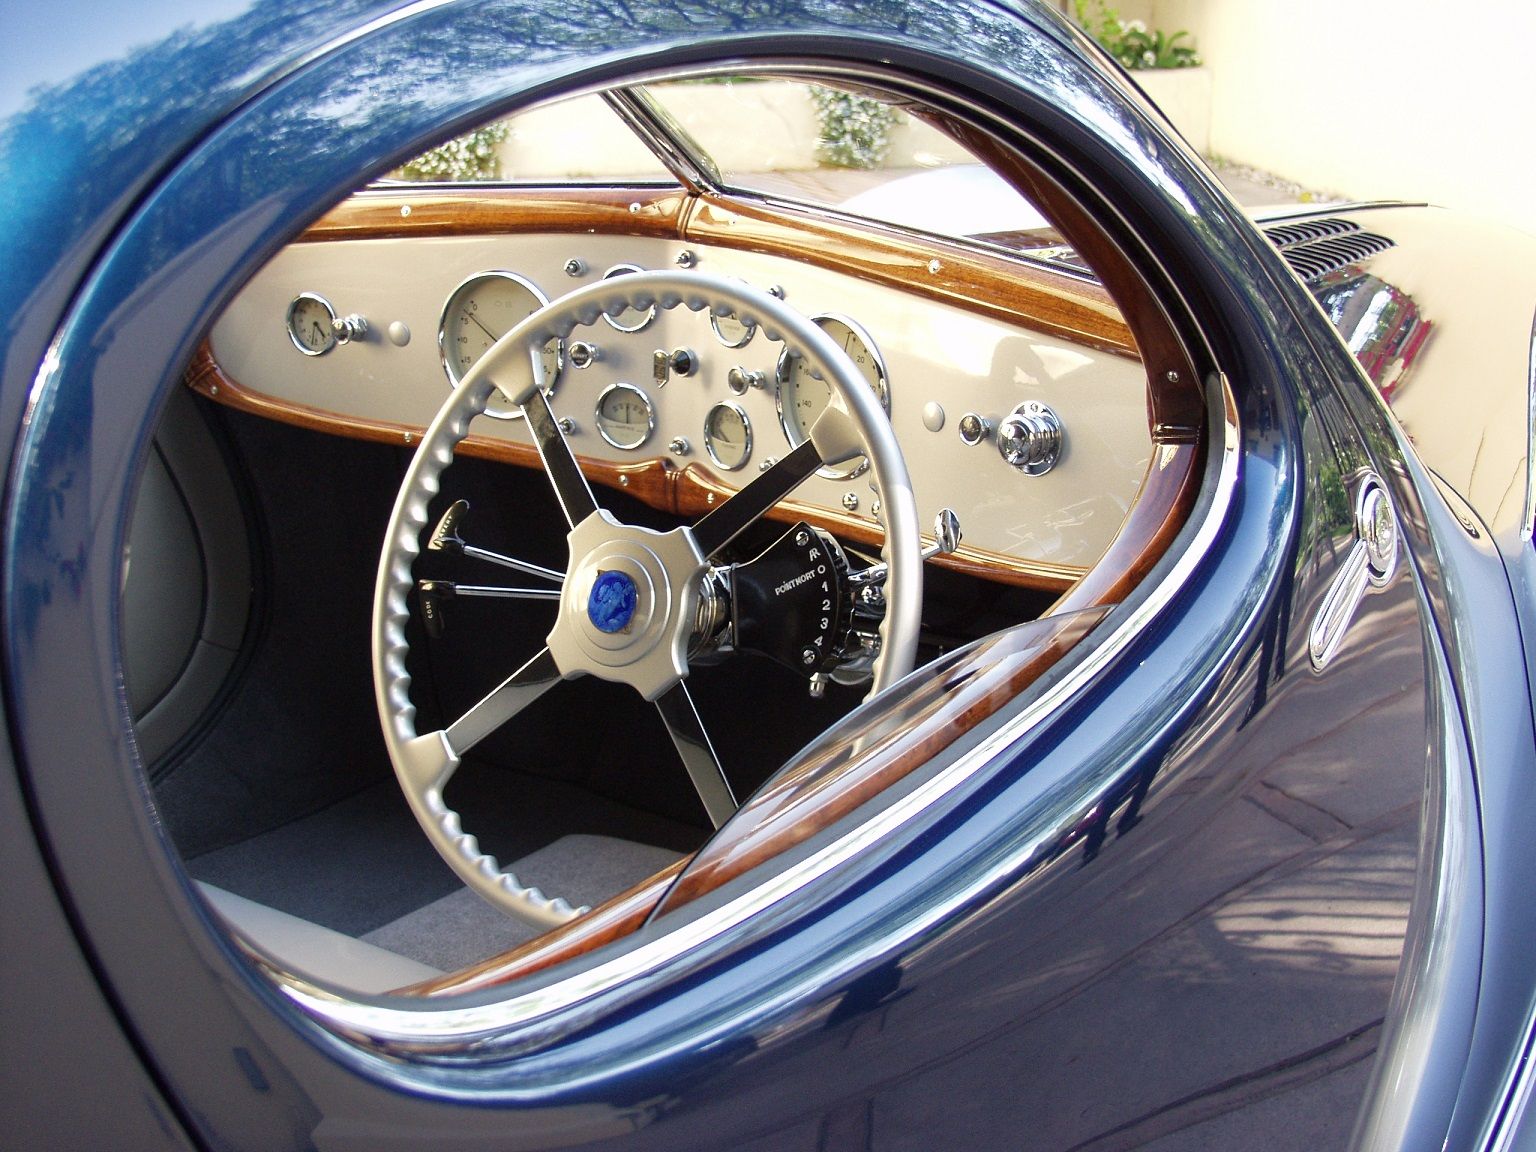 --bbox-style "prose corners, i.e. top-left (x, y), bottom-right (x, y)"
top-left (996, 401), bottom-right (1063, 476)
top-left (958, 412), bottom-right (991, 445)
top-left (568, 341), bottom-right (599, 369)
top-left (727, 366), bottom-right (765, 394)
top-left (331, 313), bottom-right (369, 344)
